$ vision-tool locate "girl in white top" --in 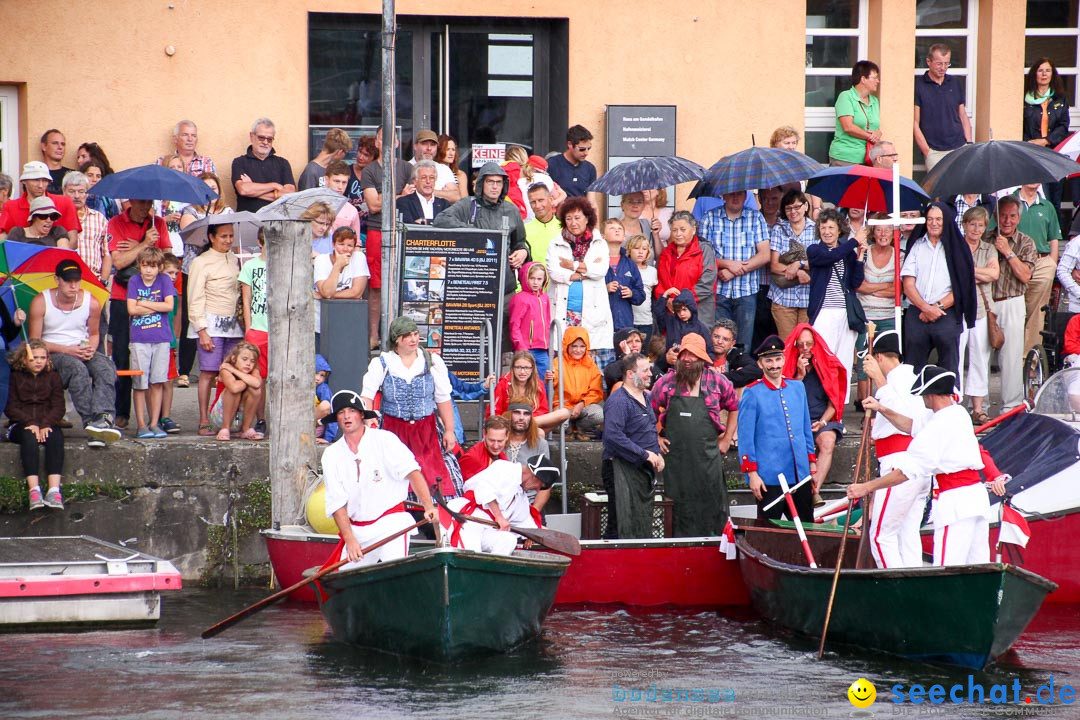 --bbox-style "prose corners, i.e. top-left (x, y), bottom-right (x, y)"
top-left (625, 234), bottom-right (657, 338)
